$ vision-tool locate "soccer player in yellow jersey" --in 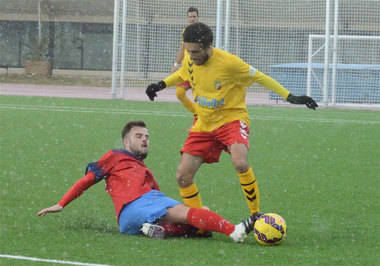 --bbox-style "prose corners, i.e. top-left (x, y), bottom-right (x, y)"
top-left (146, 22), bottom-right (318, 226)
